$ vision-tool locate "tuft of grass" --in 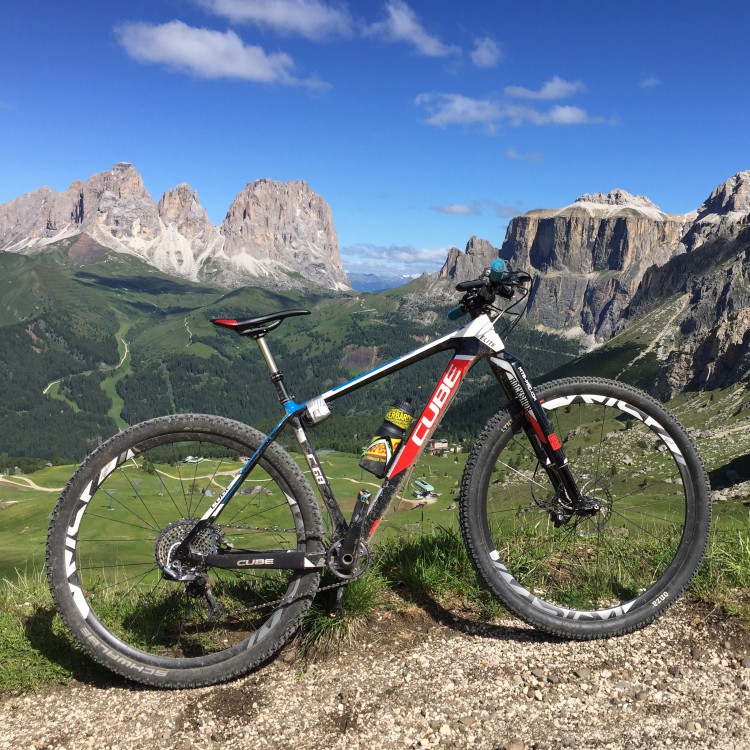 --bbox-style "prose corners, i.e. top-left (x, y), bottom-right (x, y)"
top-left (297, 571), bottom-right (387, 660)
top-left (691, 529), bottom-right (750, 622)
top-left (0, 570), bottom-right (110, 692)
top-left (376, 525), bottom-right (506, 619)
top-left (3, 523), bottom-right (750, 694)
